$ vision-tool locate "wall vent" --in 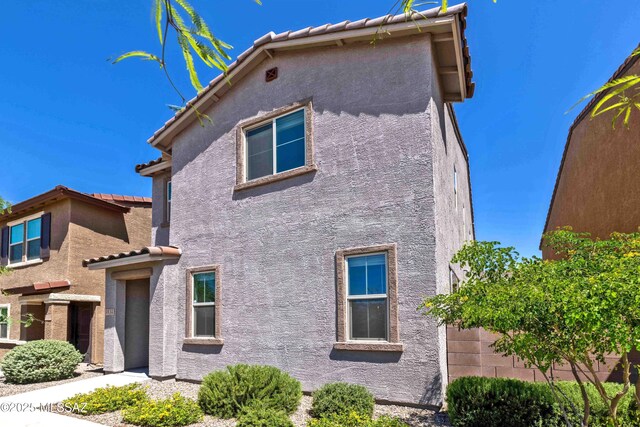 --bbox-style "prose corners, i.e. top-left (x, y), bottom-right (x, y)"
top-left (266, 67), bottom-right (278, 82)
